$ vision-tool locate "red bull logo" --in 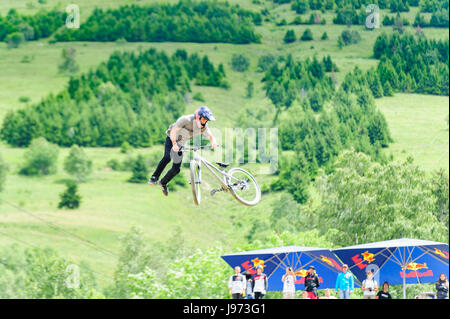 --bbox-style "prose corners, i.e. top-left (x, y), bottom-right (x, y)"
top-left (240, 257), bottom-right (265, 275)
top-left (352, 251), bottom-right (376, 270)
top-left (405, 262), bottom-right (428, 271)
top-left (400, 262), bottom-right (433, 278)
top-left (251, 257), bottom-right (265, 269)
top-left (294, 269), bottom-right (309, 277)
top-left (361, 251), bottom-right (375, 263)
top-left (320, 255), bottom-right (343, 271)
top-left (434, 248), bottom-right (449, 259)
top-left (293, 268), bottom-right (324, 285)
